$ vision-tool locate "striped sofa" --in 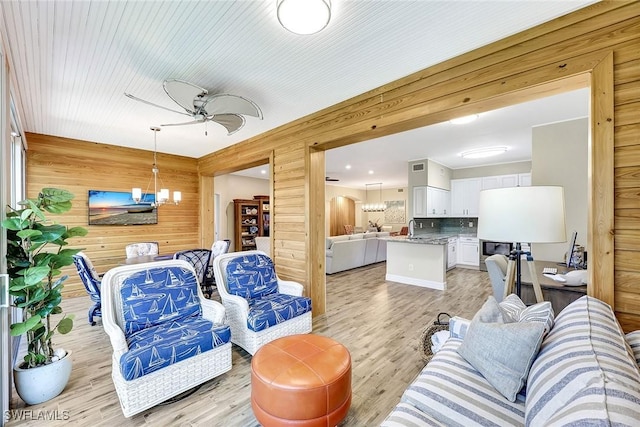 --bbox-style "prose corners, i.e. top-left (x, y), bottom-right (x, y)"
top-left (382, 295), bottom-right (640, 426)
